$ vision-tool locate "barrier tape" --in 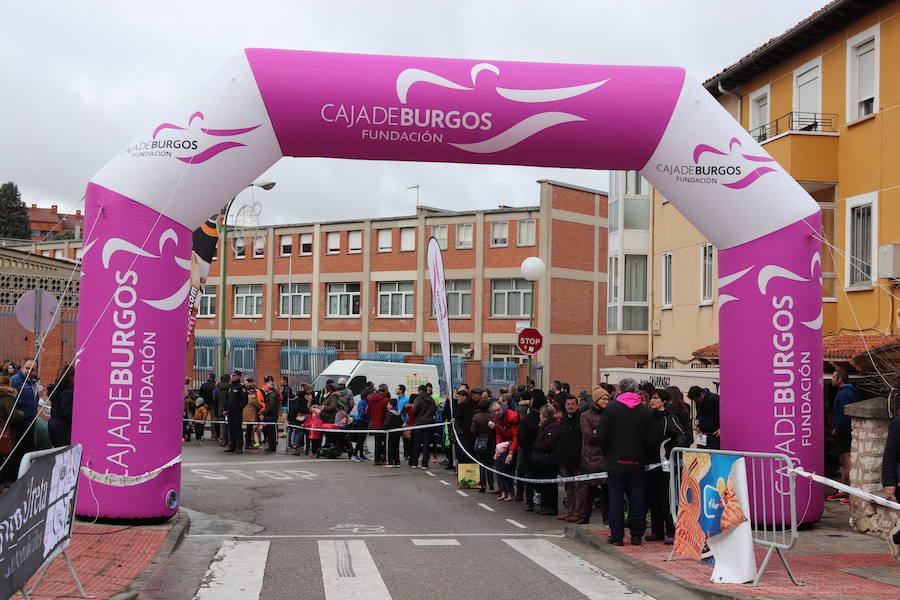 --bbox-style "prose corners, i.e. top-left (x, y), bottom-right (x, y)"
top-left (184, 417), bottom-right (665, 484)
top-left (183, 418), bottom-right (448, 434)
top-left (449, 422), bottom-right (665, 484)
top-left (80, 455), bottom-right (182, 487)
top-left (790, 466), bottom-right (900, 511)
